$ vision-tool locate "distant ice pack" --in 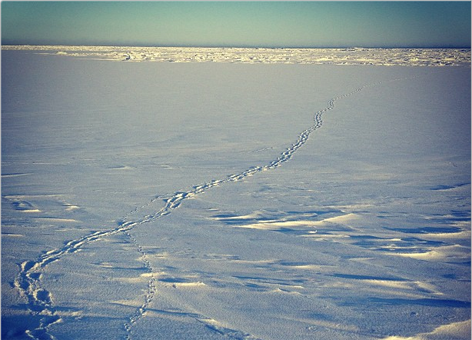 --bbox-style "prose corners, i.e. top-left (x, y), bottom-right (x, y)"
top-left (3, 45), bottom-right (471, 67)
